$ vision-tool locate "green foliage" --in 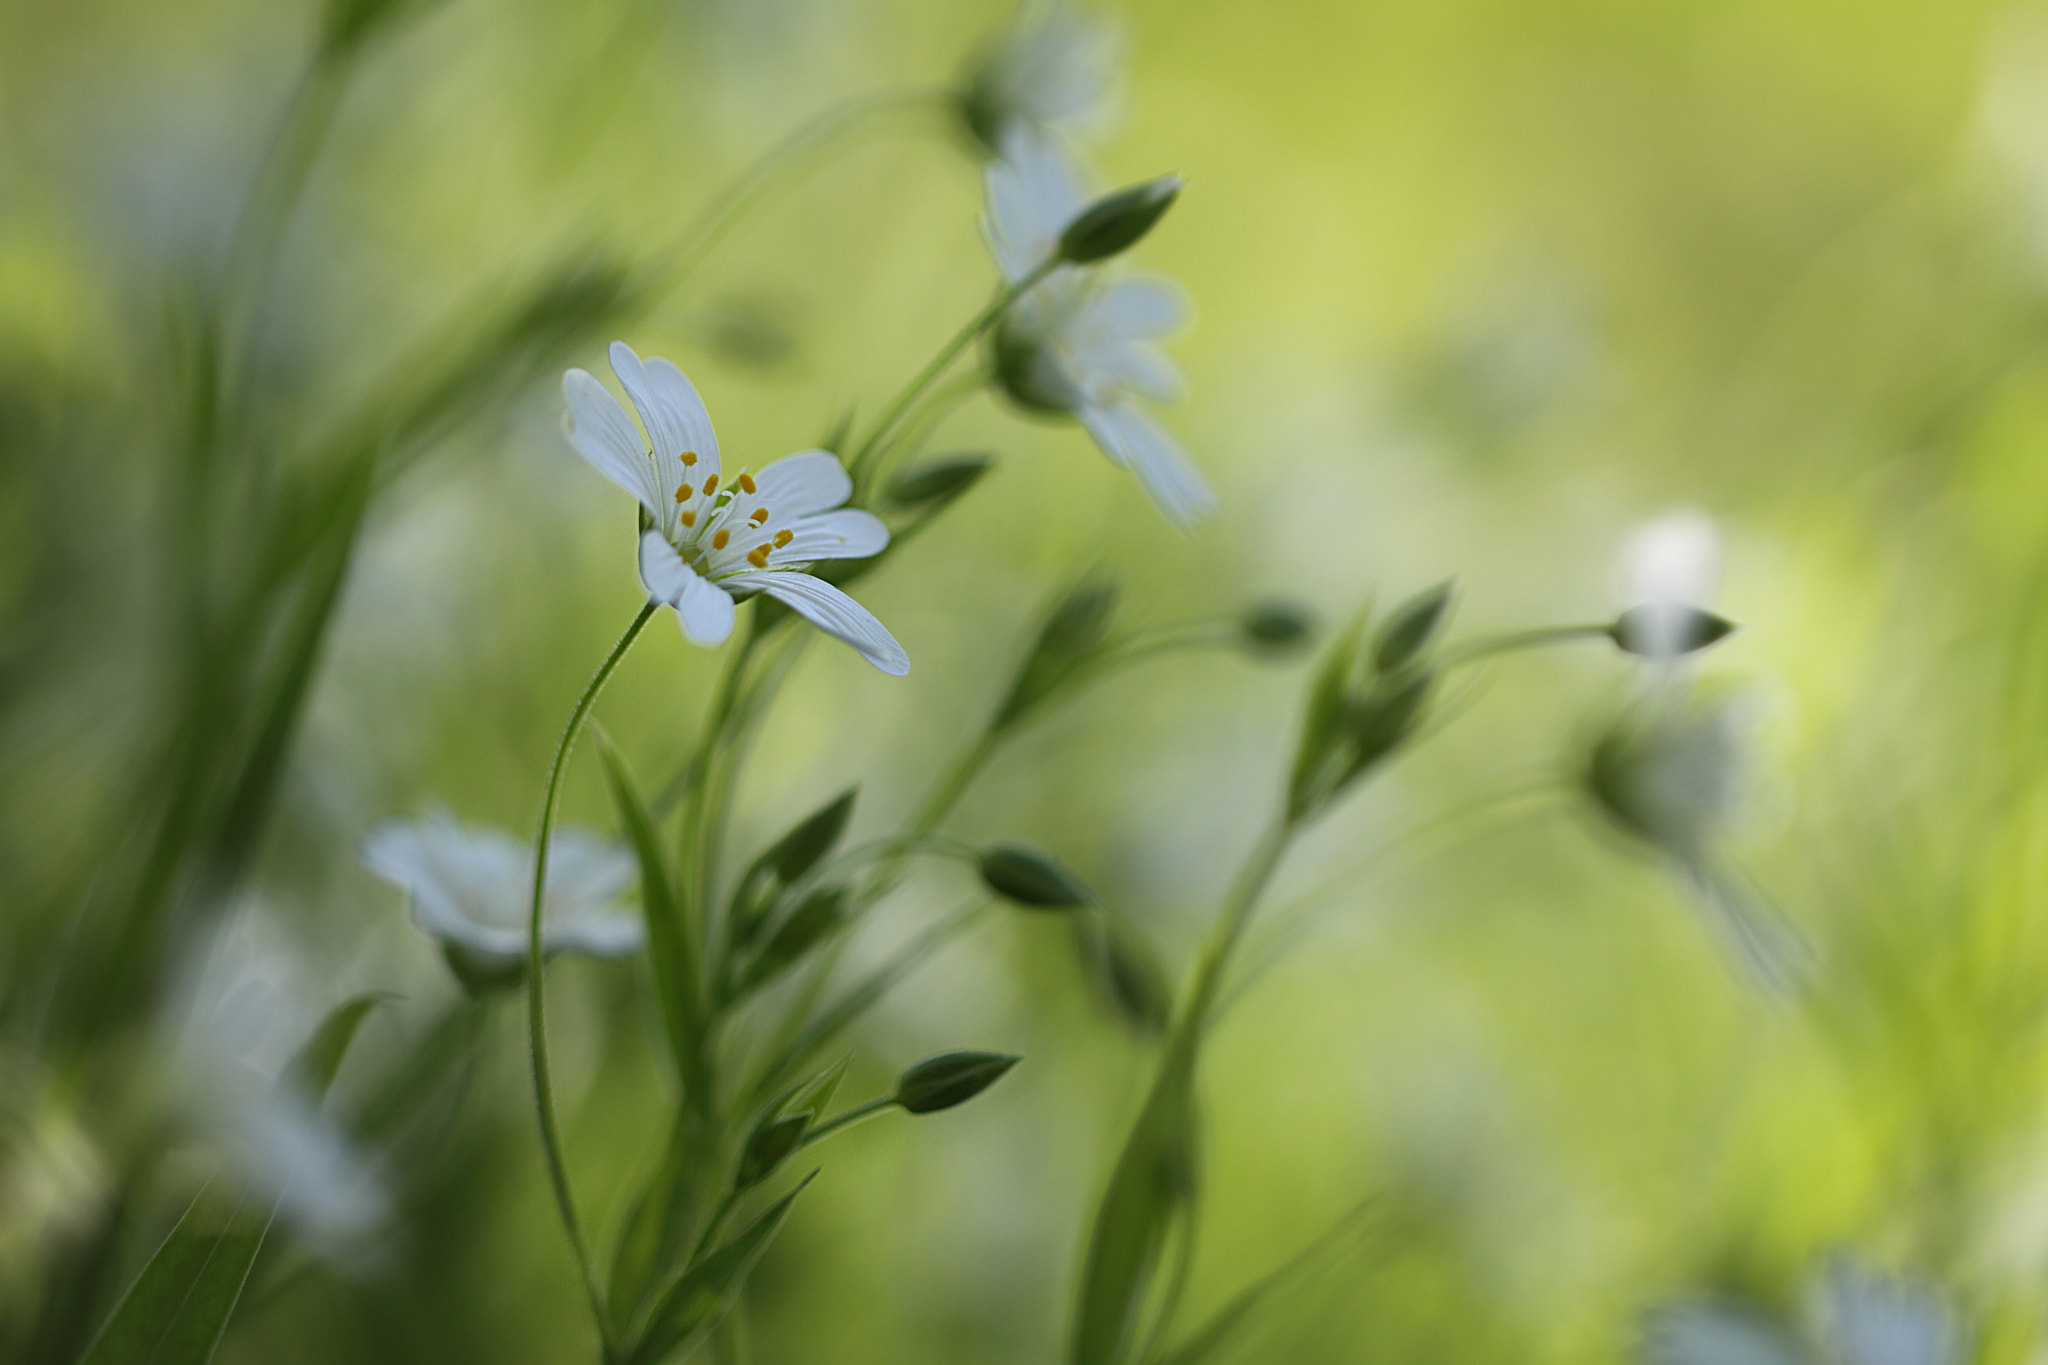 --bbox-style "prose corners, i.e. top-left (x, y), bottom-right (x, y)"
top-left (978, 843), bottom-right (1096, 909)
top-left (626, 1176), bottom-right (815, 1365)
